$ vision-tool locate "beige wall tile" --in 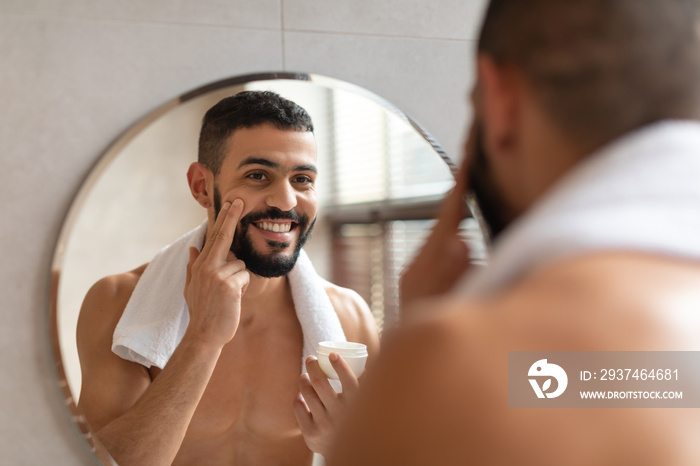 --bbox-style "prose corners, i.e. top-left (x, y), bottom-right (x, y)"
top-left (283, 0), bottom-right (488, 40)
top-left (285, 31), bottom-right (475, 163)
top-left (0, 0), bottom-right (281, 29)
